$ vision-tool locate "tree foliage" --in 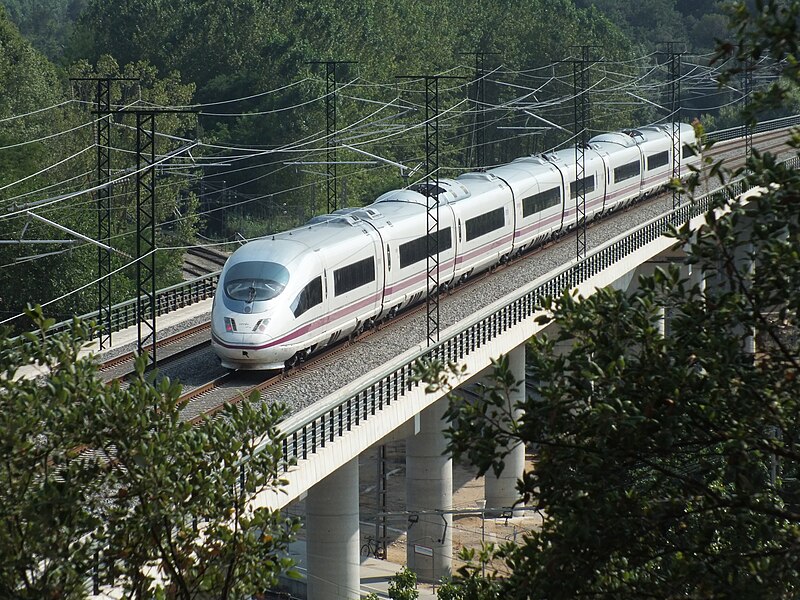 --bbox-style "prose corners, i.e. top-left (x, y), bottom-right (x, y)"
top-left (0, 307), bottom-right (298, 599)
top-left (0, 0), bottom-right (86, 61)
top-left (418, 2), bottom-right (800, 597)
